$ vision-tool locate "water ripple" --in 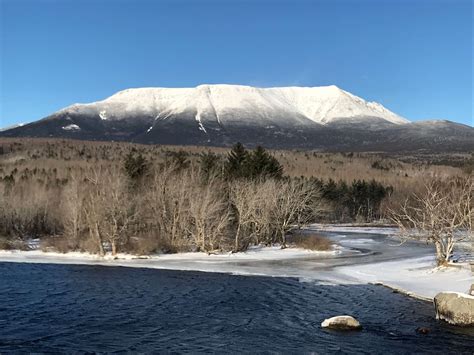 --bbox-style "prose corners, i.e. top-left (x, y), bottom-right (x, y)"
top-left (0, 262), bottom-right (472, 353)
